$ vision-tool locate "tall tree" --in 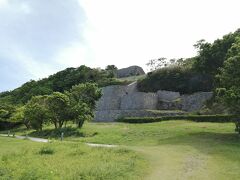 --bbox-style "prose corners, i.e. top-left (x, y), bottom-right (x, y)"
top-left (10, 106), bottom-right (30, 129)
top-left (216, 54), bottom-right (240, 133)
top-left (46, 92), bottom-right (71, 129)
top-left (105, 65), bottom-right (118, 78)
top-left (24, 96), bottom-right (49, 131)
top-left (67, 83), bottom-right (102, 128)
